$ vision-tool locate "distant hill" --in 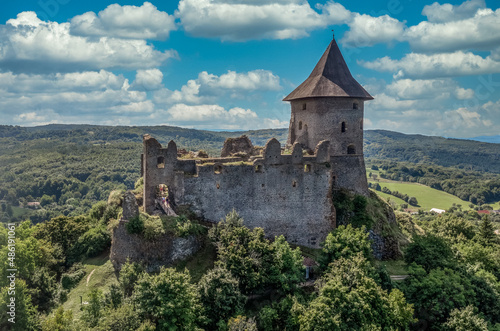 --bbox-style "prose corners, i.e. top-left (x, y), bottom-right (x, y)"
top-left (467, 135), bottom-right (500, 144)
top-left (364, 130), bottom-right (500, 174)
top-left (1, 125), bottom-right (498, 173)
